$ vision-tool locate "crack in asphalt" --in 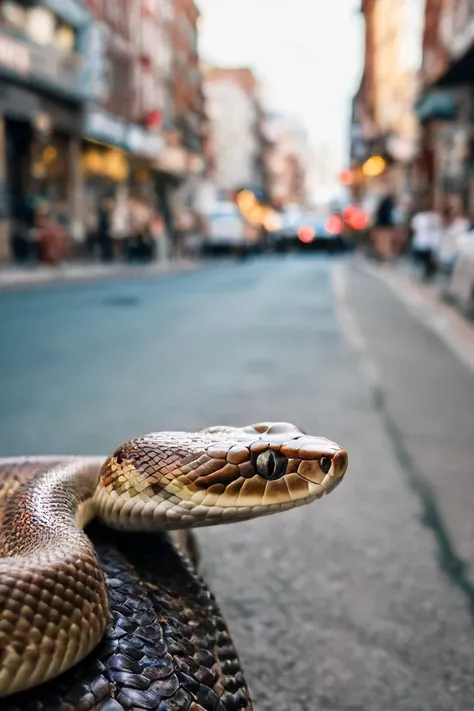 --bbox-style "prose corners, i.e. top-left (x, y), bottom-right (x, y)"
top-left (334, 261), bottom-right (474, 622)
top-left (370, 382), bottom-right (474, 623)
